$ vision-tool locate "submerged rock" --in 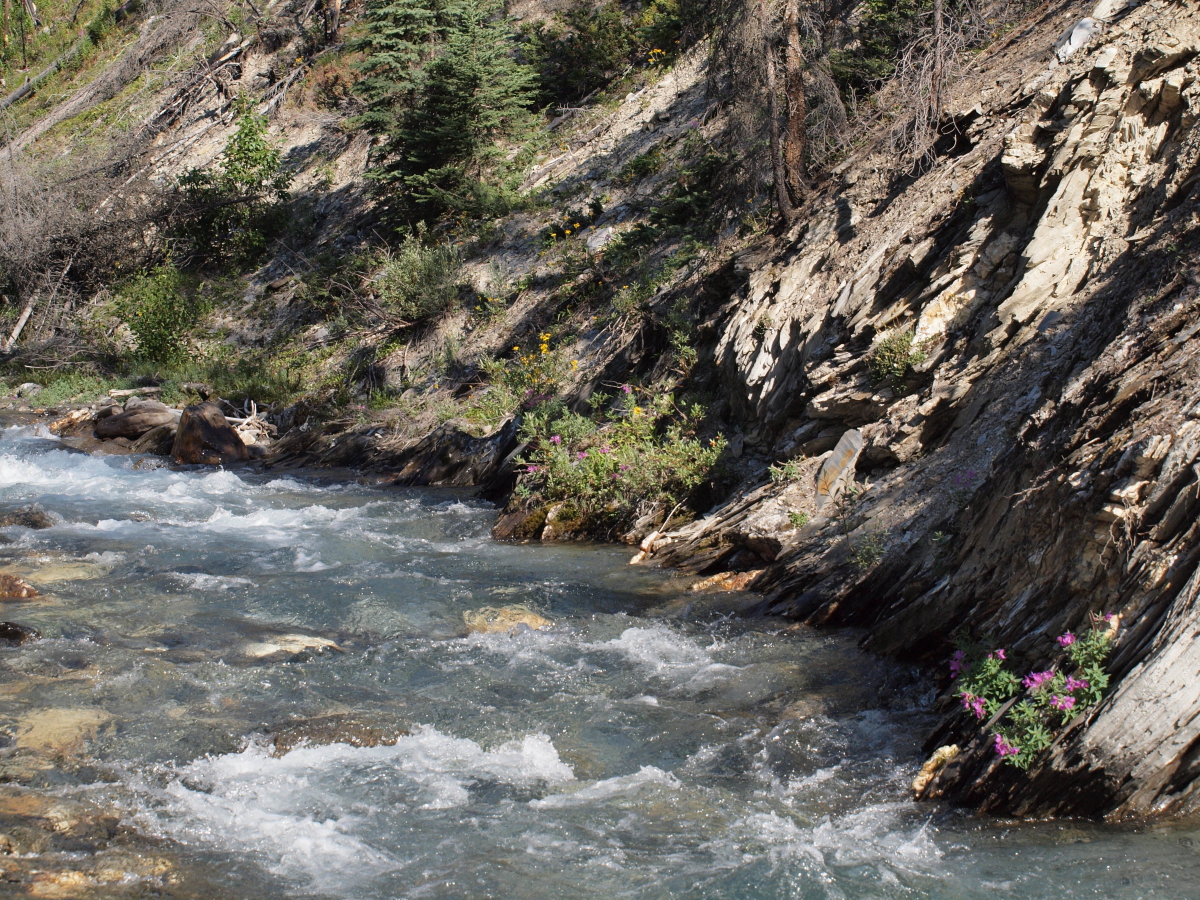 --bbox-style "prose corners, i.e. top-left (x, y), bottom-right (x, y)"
top-left (14, 708), bottom-right (113, 754)
top-left (94, 399), bottom-right (176, 439)
top-left (267, 714), bottom-right (412, 755)
top-left (463, 605), bottom-right (552, 634)
top-left (242, 633), bottom-right (343, 659)
top-left (0, 504), bottom-right (55, 529)
top-left (0, 621), bottom-right (40, 644)
top-left (171, 402), bottom-right (251, 465)
top-left (0, 574), bottom-right (40, 599)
